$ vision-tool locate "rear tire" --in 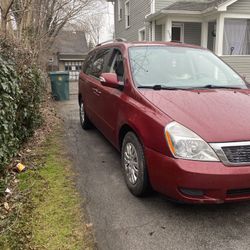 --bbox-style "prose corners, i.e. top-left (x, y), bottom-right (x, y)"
top-left (79, 99), bottom-right (92, 130)
top-left (121, 132), bottom-right (150, 197)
